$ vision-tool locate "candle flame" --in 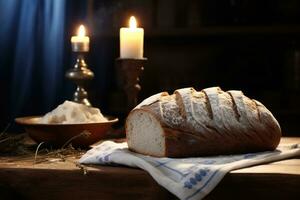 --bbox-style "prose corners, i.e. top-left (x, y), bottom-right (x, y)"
top-left (129, 16), bottom-right (137, 28)
top-left (78, 25), bottom-right (86, 37)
